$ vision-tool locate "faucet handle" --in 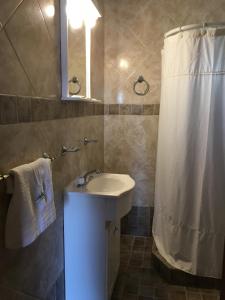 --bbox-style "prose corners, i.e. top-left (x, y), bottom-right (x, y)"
top-left (77, 176), bottom-right (86, 186)
top-left (83, 137), bottom-right (98, 146)
top-left (61, 145), bottom-right (80, 155)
